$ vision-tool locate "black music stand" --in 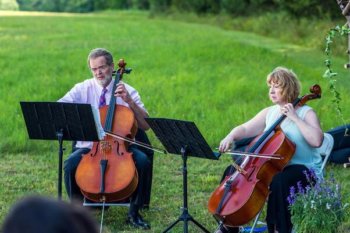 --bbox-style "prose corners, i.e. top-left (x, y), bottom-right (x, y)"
top-left (145, 118), bottom-right (219, 233)
top-left (20, 101), bottom-right (102, 200)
